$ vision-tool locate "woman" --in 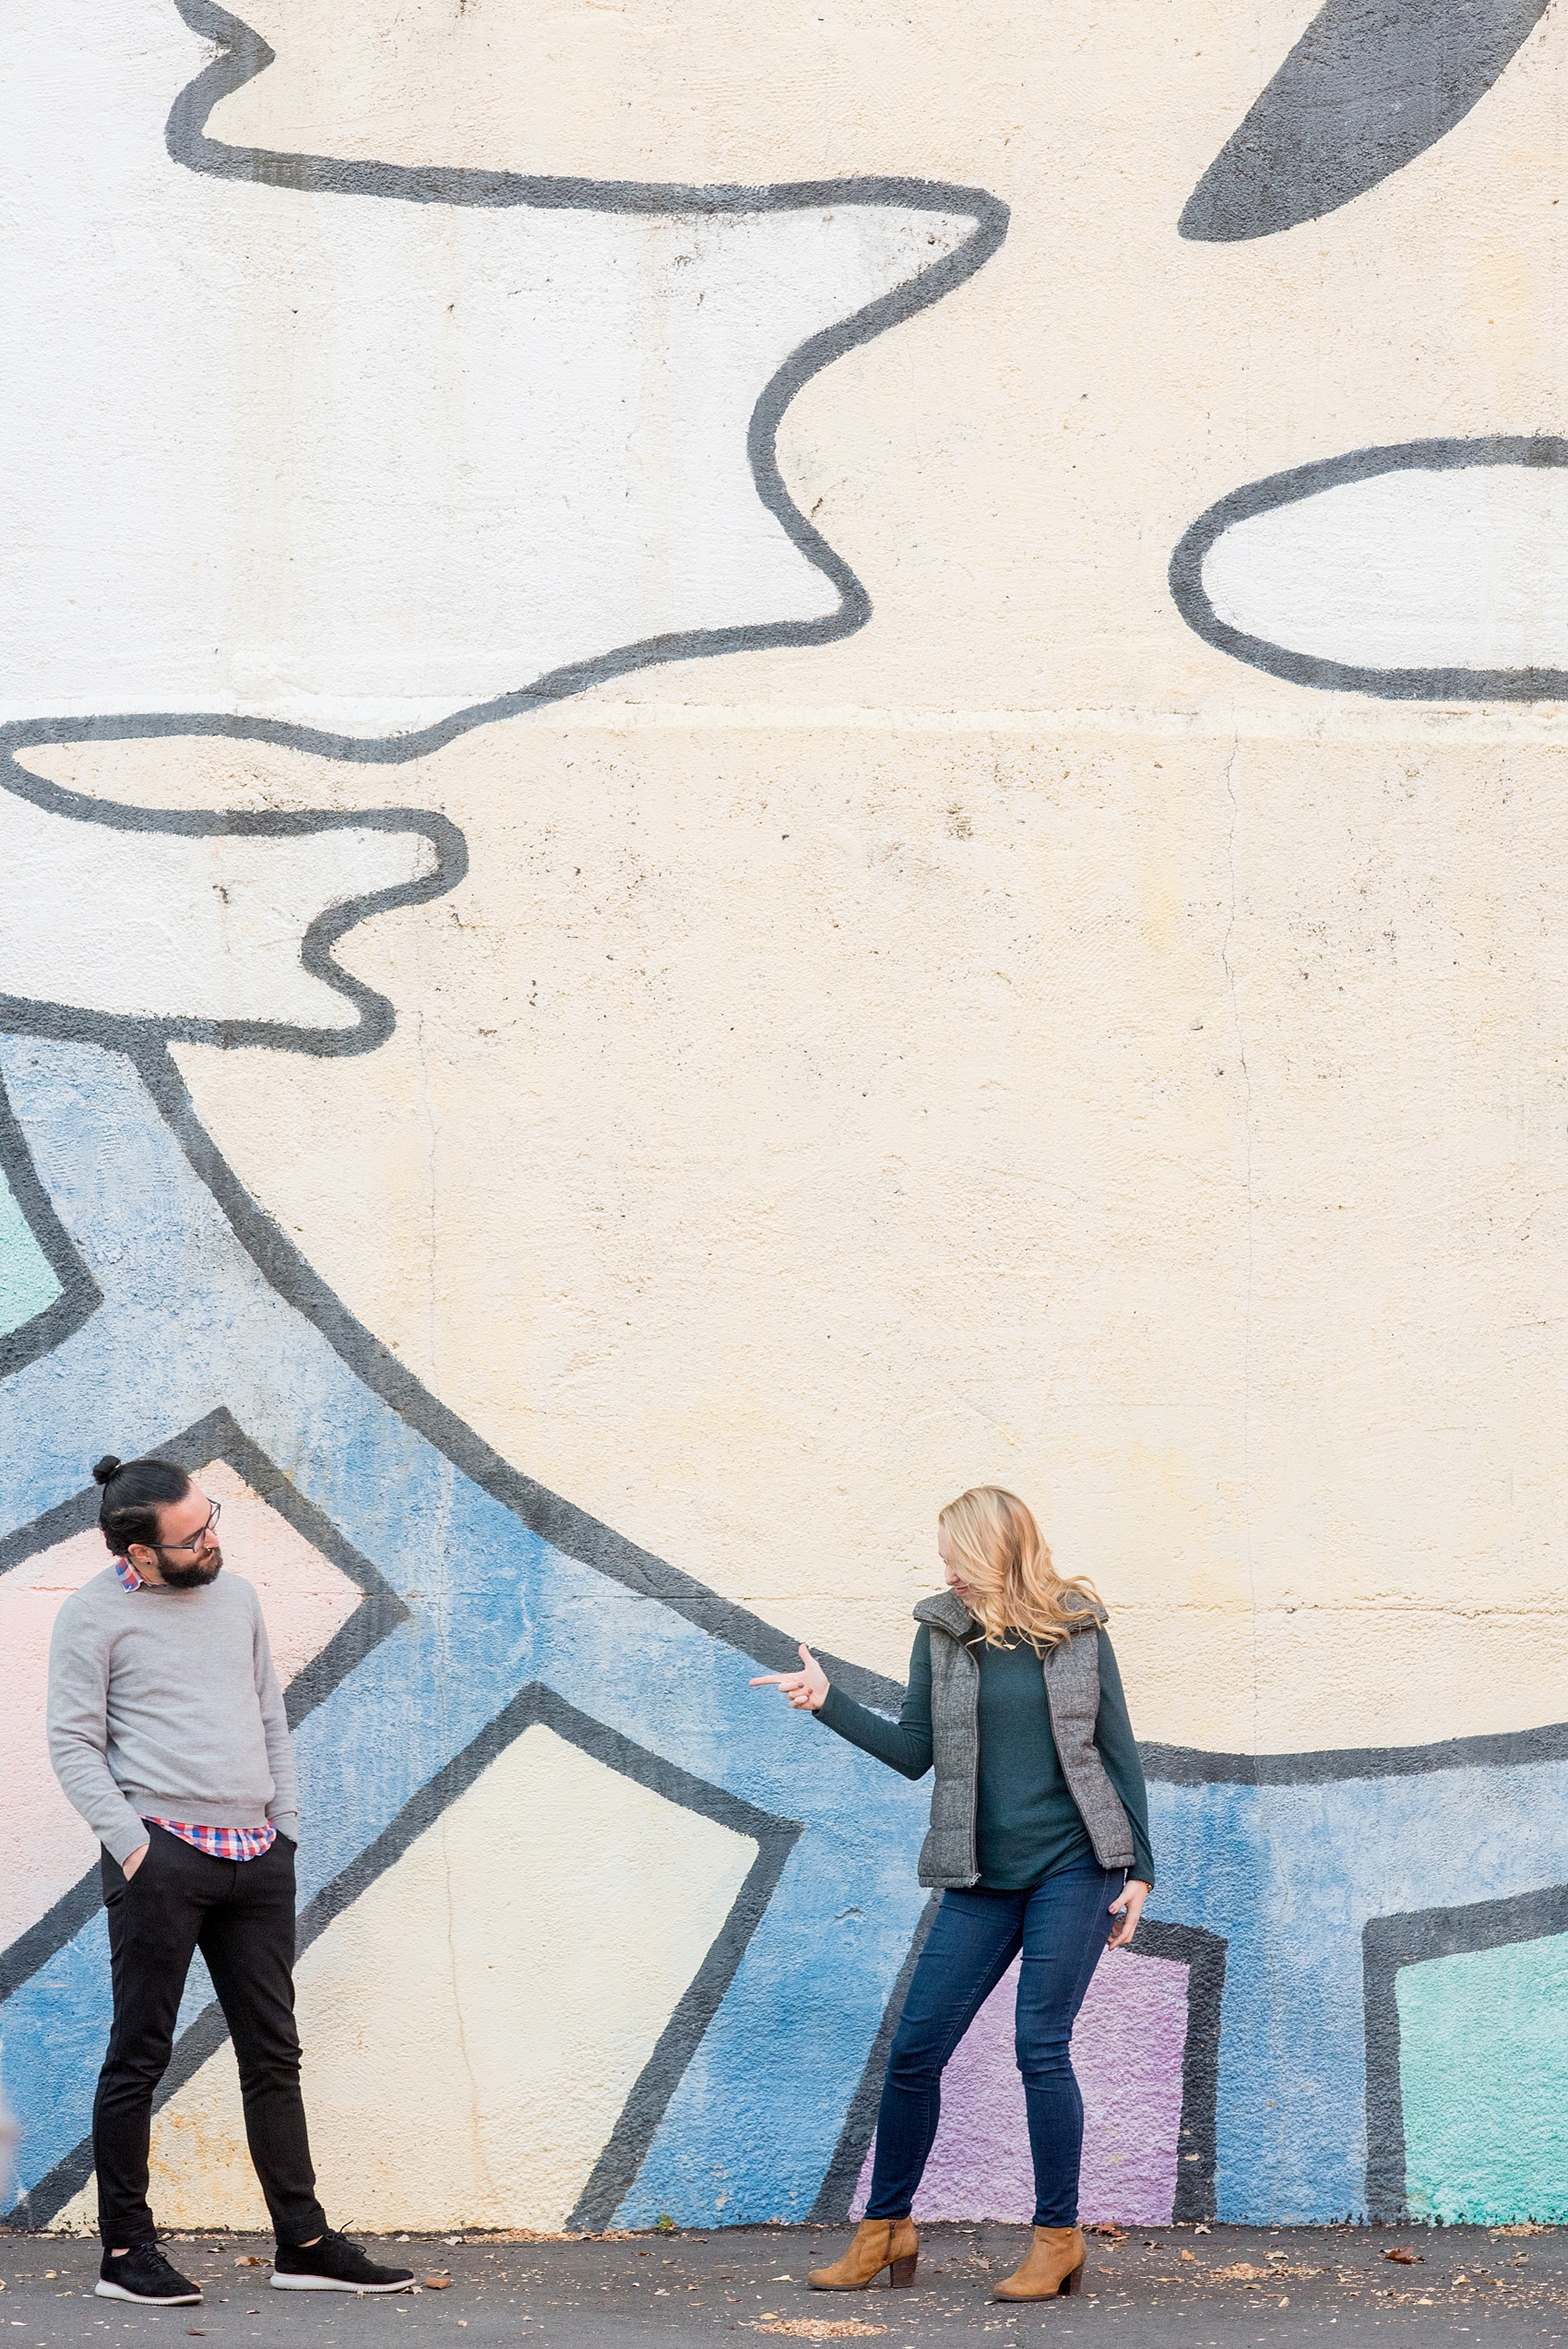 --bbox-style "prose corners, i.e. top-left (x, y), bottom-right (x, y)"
top-left (752, 1485), bottom-right (1154, 2303)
